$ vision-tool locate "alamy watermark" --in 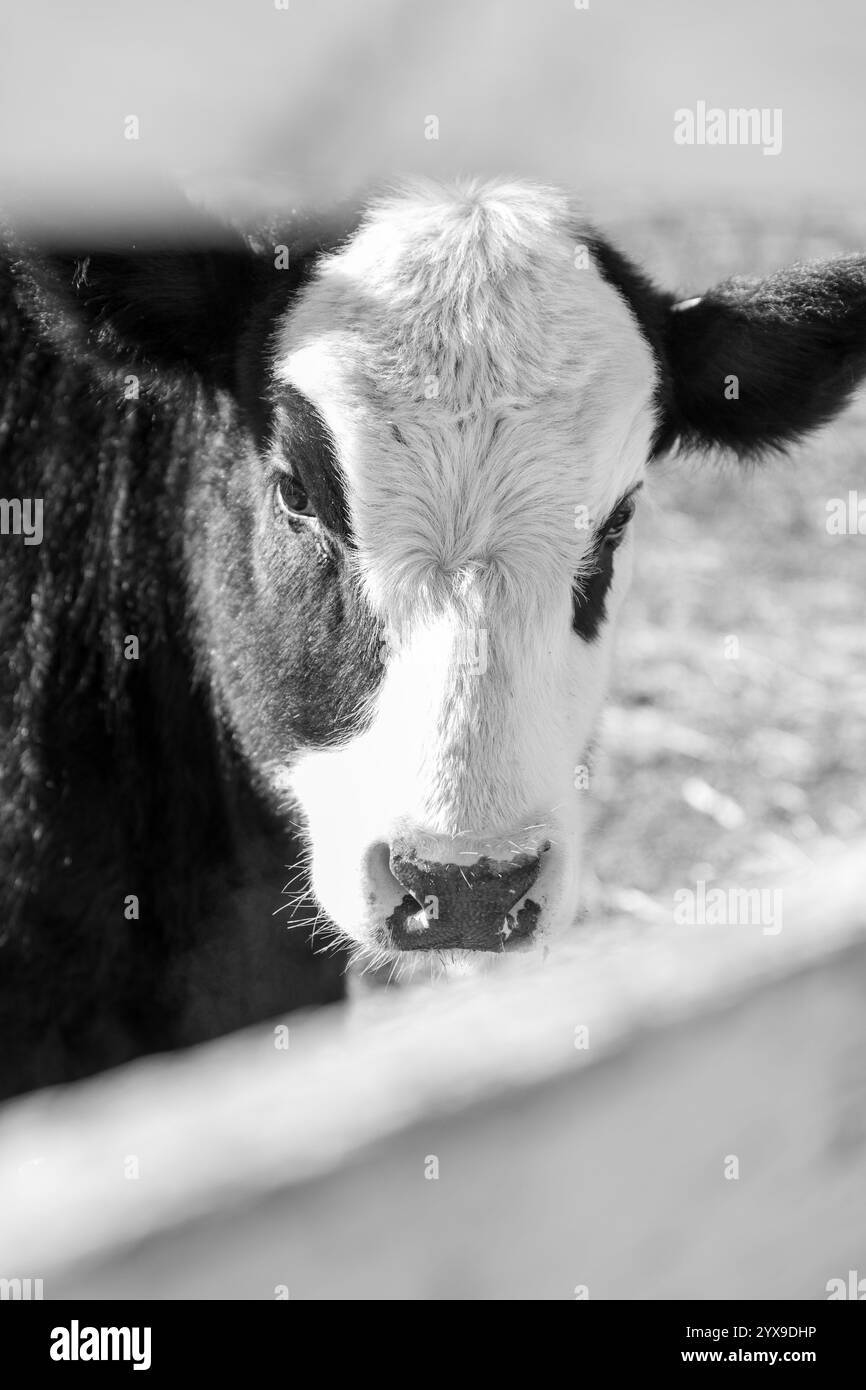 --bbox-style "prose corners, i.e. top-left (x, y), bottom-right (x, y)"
top-left (826, 1270), bottom-right (866, 1299)
top-left (674, 102), bottom-right (782, 157)
top-left (0, 1276), bottom-right (43, 1299)
top-left (673, 880), bottom-right (783, 935)
top-left (0, 497), bottom-right (43, 545)
top-left (826, 491), bottom-right (866, 535)
top-left (50, 1322), bottom-right (152, 1371)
